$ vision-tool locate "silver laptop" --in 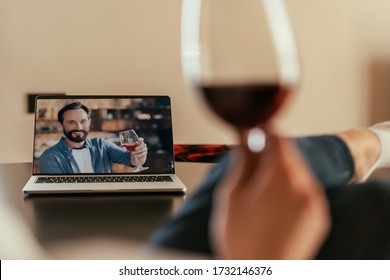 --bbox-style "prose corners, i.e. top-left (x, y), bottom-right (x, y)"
top-left (23, 95), bottom-right (186, 194)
